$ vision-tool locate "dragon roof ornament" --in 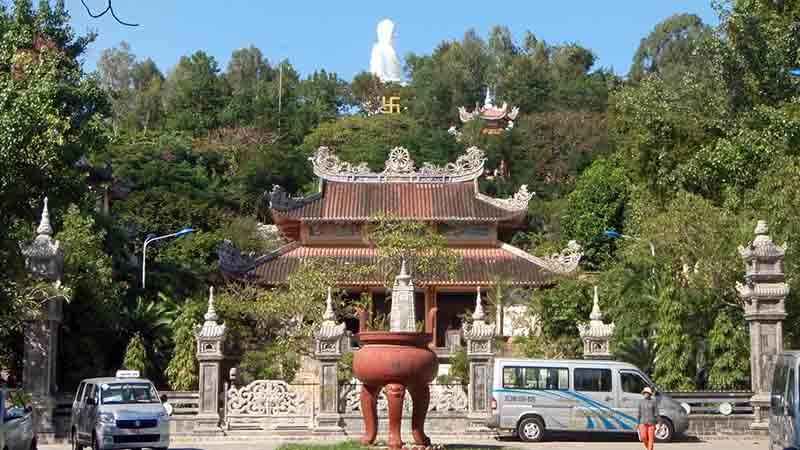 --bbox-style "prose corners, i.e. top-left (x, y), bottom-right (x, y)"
top-left (309, 146), bottom-right (487, 183)
top-left (543, 240), bottom-right (583, 274)
top-left (477, 184), bottom-right (534, 212)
